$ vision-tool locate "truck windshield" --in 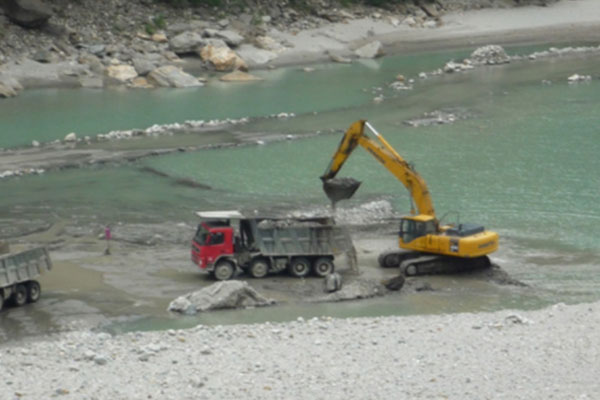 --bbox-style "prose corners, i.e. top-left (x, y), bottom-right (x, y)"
top-left (194, 224), bottom-right (209, 244)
